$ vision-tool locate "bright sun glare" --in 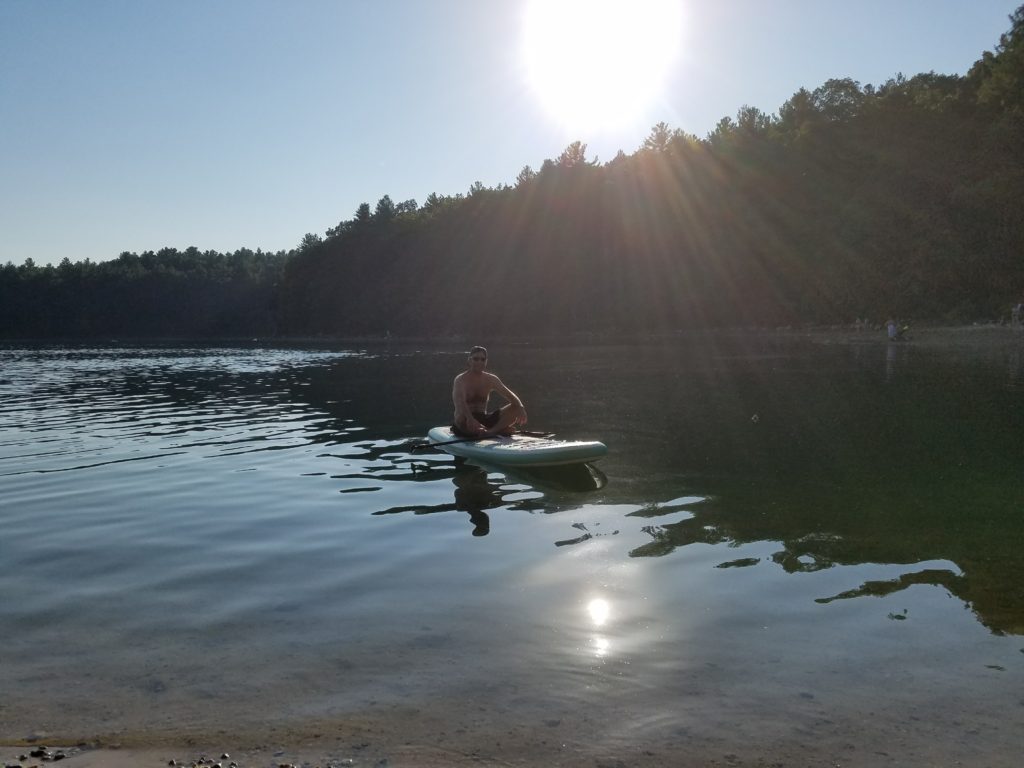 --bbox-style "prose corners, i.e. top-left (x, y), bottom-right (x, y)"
top-left (522, 0), bottom-right (683, 132)
top-left (587, 598), bottom-right (610, 626)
